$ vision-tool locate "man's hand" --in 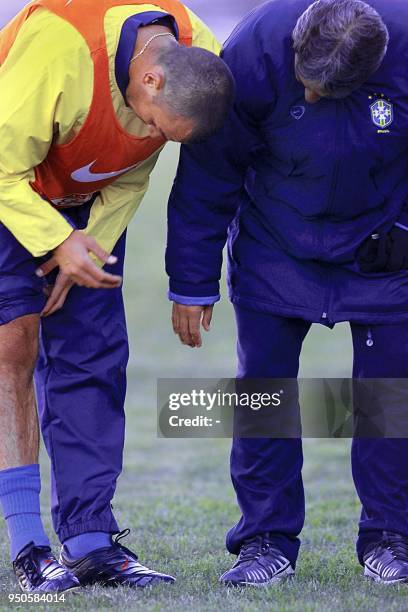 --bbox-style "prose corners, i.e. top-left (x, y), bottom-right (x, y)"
top-left (357, 223), bottom-right (408, 273)
top-left (172, 303), bottom-right (214, 348)
top-left (42, 272), bottom-right (74, 317)
top-left (36, 230), bottom-right (122, 288)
